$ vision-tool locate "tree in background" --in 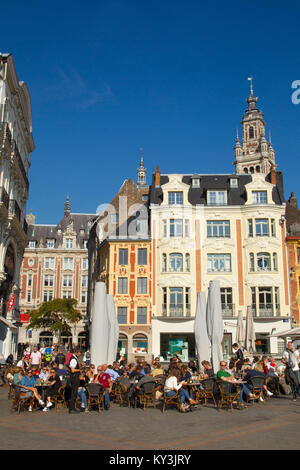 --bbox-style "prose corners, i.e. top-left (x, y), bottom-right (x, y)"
top-left (26, 298), bottom-right (82, 344)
